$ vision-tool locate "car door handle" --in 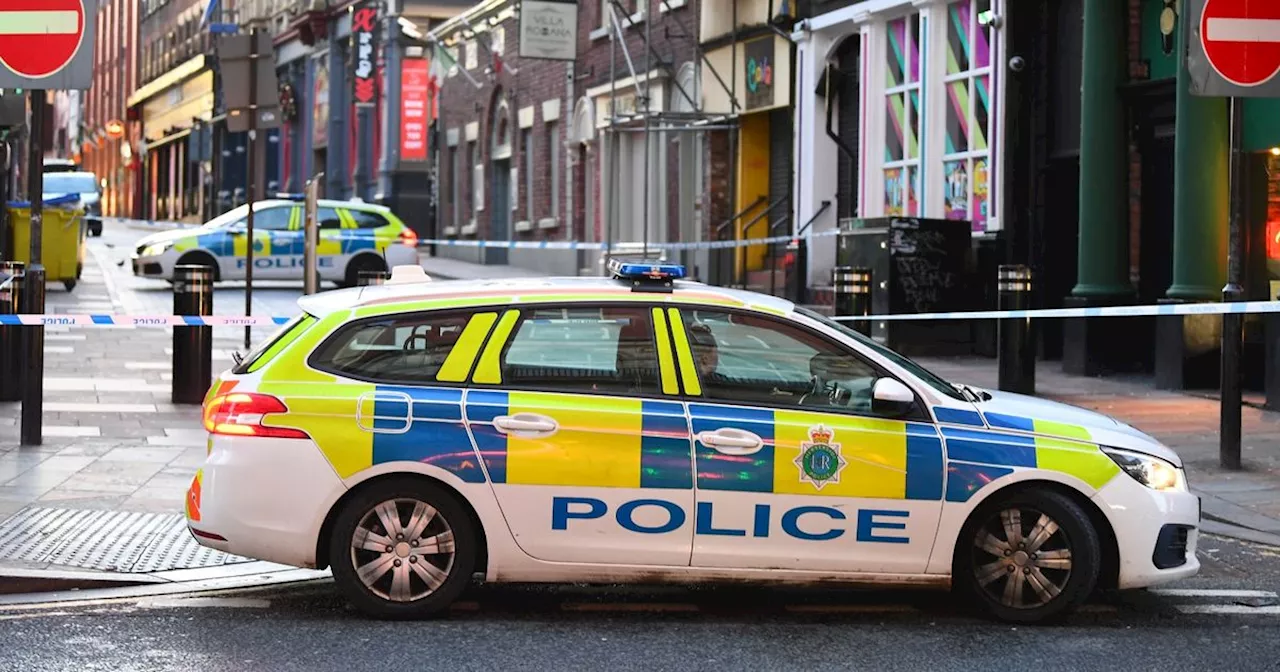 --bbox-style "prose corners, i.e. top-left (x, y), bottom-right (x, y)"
top-left (493, 413), bottom-right (559, 436)
top-left (698, 428), bottom-right (764, 455)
